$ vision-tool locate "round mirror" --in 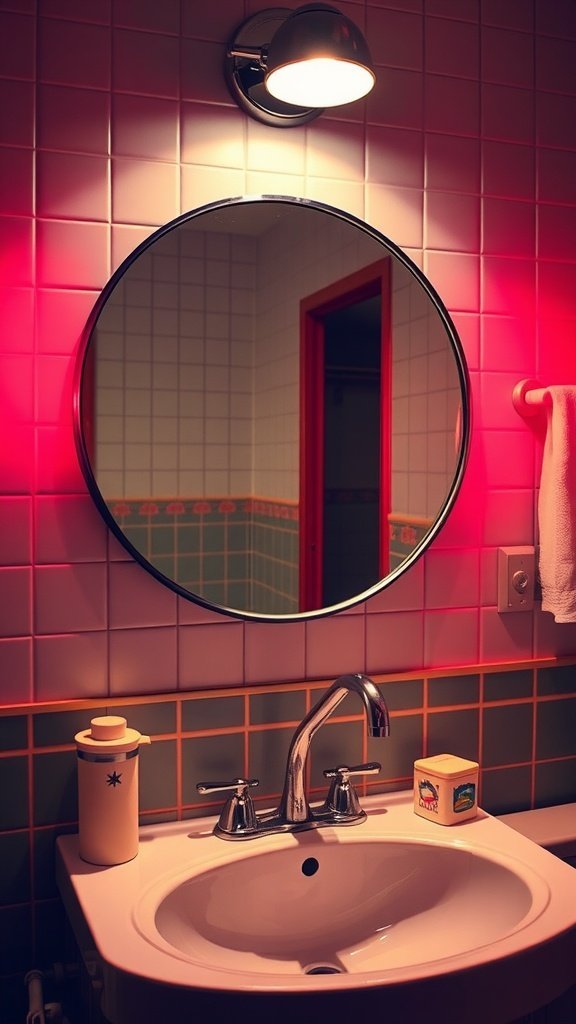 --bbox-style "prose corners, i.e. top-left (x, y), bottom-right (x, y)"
top-left (75, 196), bottom-right (470, 621)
